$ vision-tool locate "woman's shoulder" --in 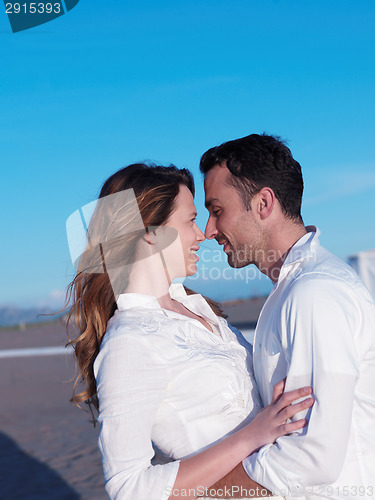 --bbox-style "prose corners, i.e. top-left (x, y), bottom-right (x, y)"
top-left (101, 307), bottom-right (176, 350)
top-left (94, 308), bottom-right (173, 376)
